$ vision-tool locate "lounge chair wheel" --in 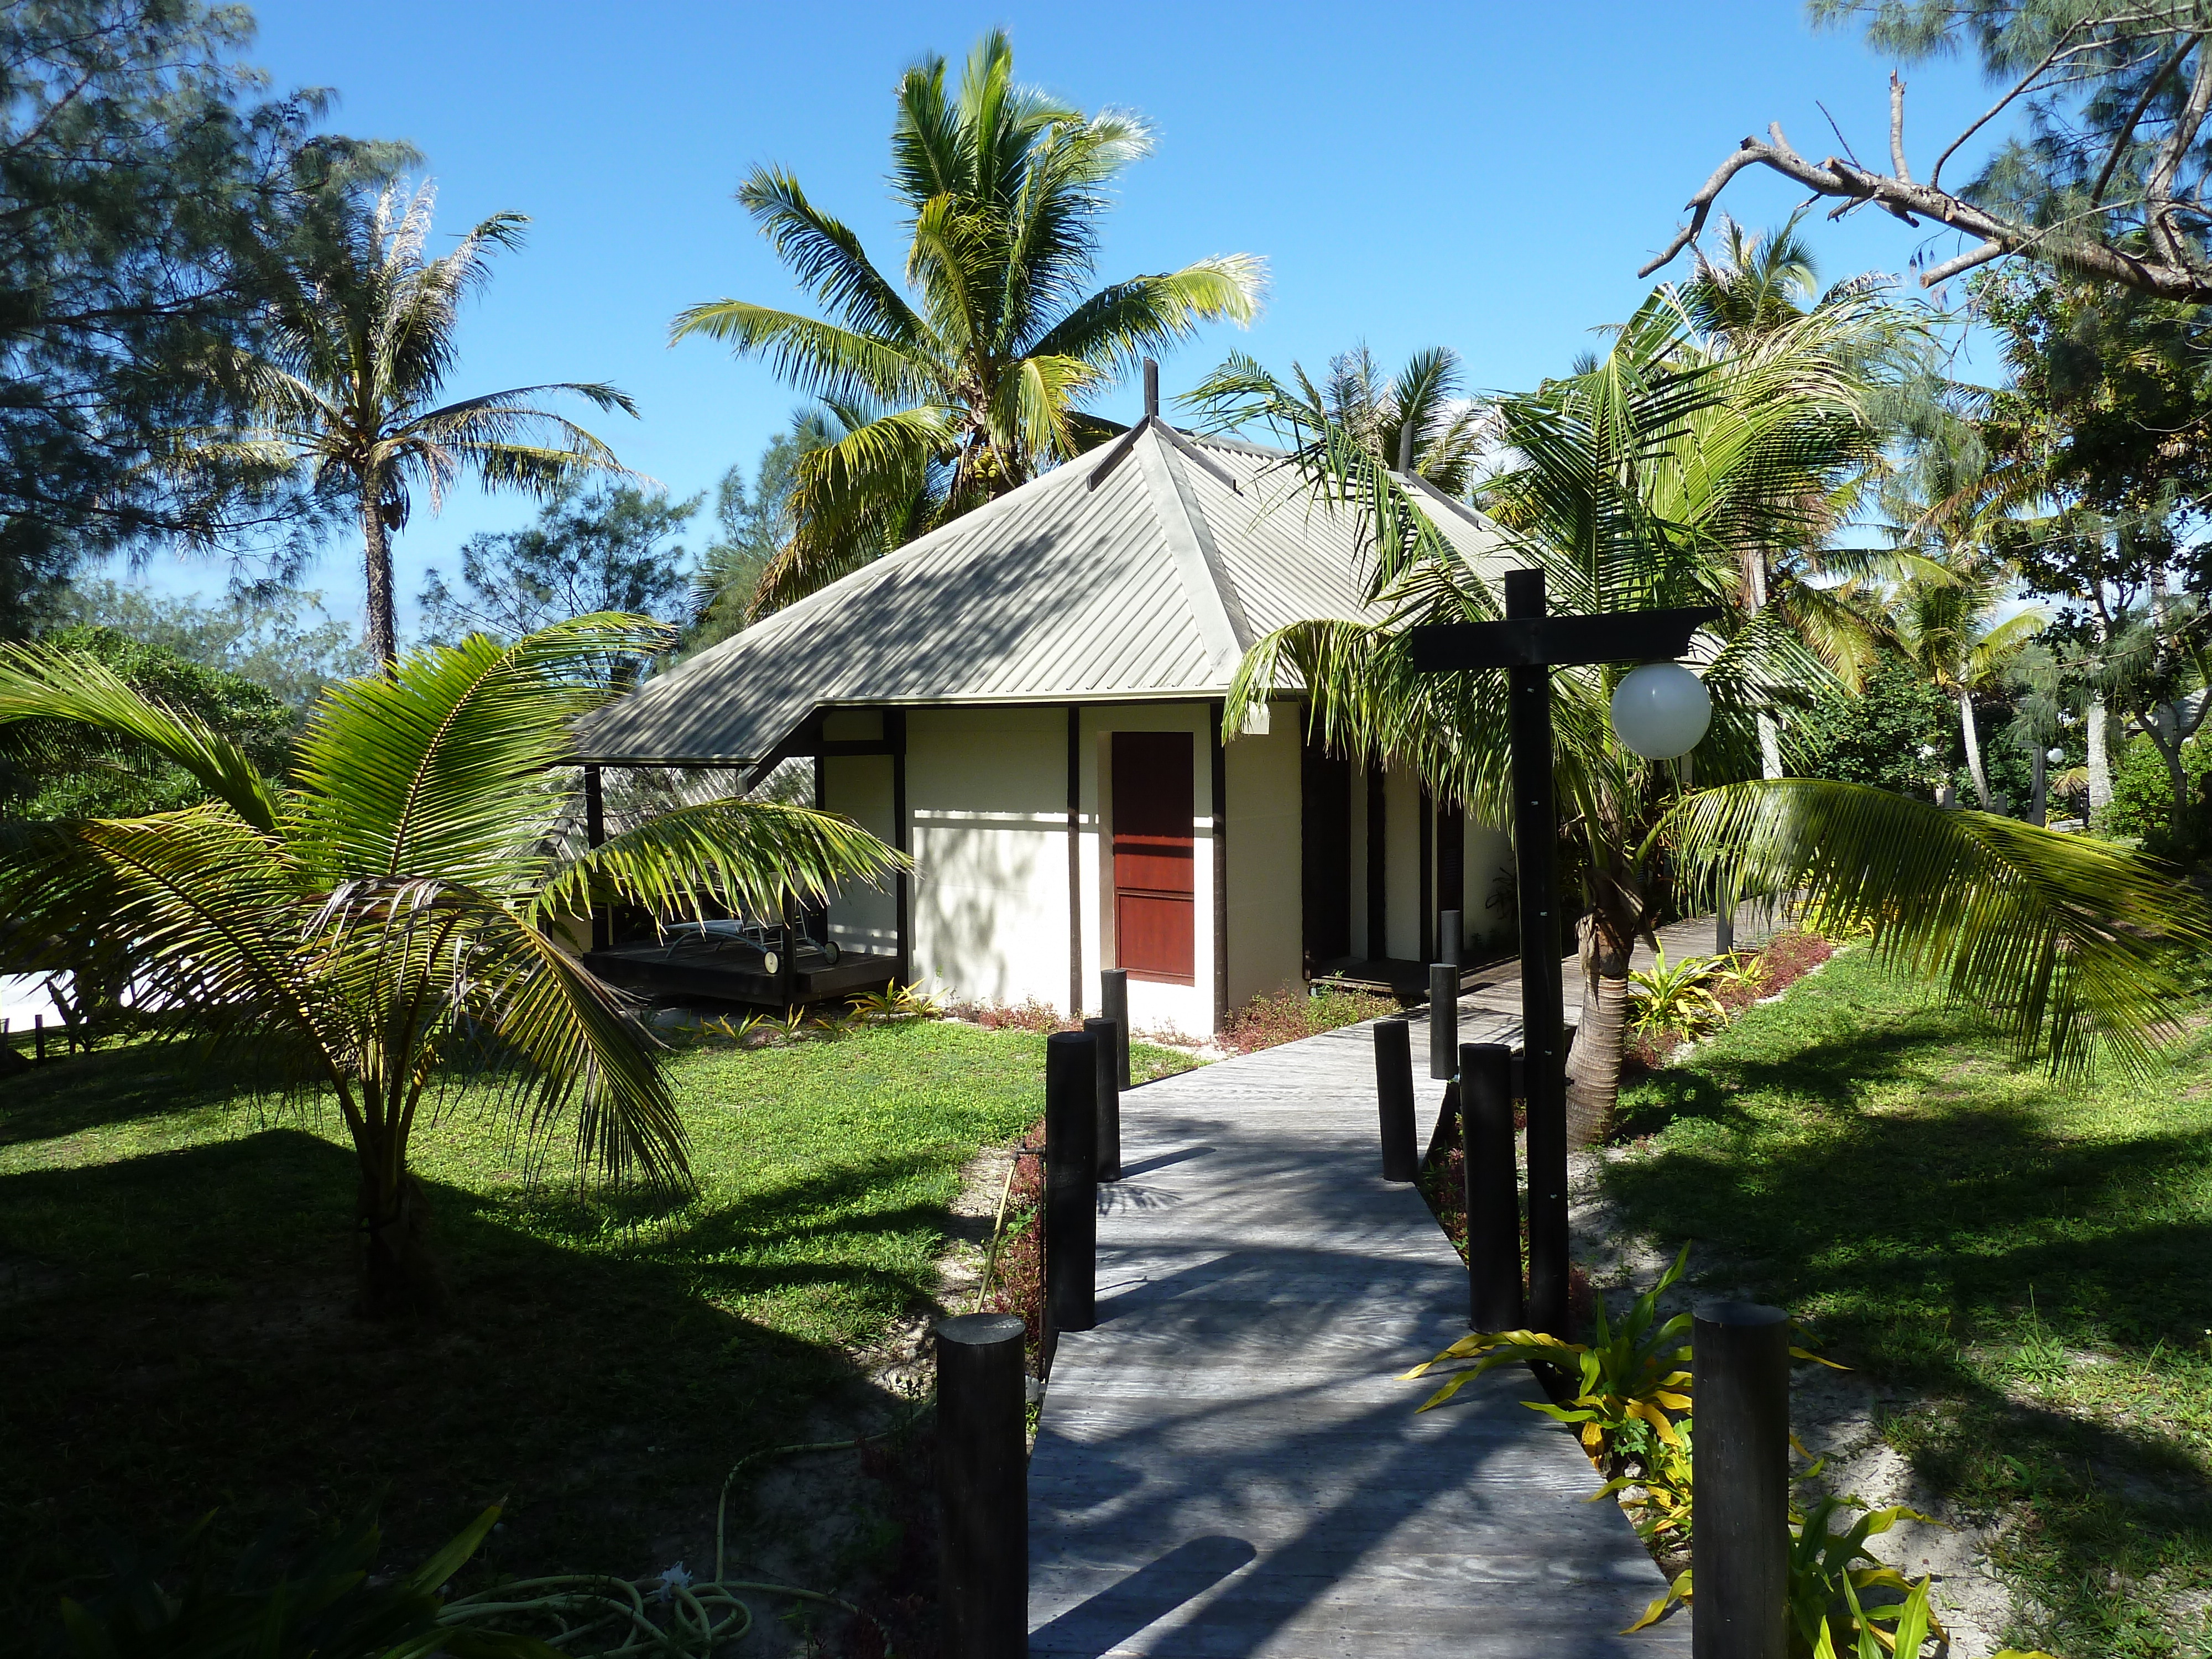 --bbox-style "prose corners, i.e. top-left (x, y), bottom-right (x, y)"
top-left (821, 940), bottom-right (841, 965)
top-left (761, 950), bottom-right (780, 977)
